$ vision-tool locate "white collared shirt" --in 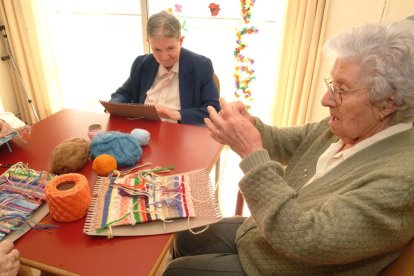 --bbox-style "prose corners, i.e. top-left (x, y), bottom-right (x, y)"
top-left (144, 62), bottom-right (180, 112)
top-left (304, 122), bottom-right (413, 186)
